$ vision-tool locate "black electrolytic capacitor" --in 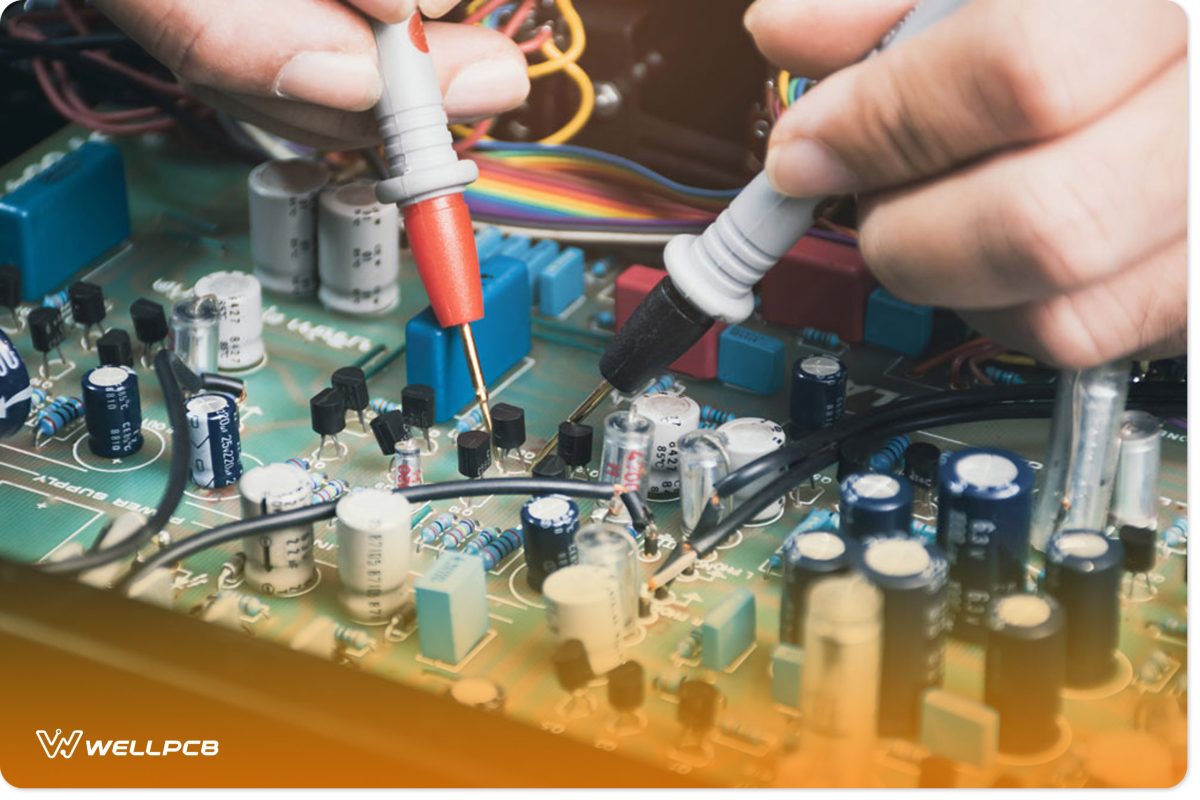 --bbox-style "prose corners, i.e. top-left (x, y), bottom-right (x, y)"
top-left (557, 421), bottom-right (593, 468)
top-left (607, 660), bottom-right (645, 712)
top-left (130, 298), bottom-right (168, 346)
top-left (68, 281), bottom-right (106, 327)
top-left (839, 472), bottom-right (915, 540)
top-left (780, 530), bottom-right (856, 646)
top-left (904, 441), bottom-right (942, 491)
top-left (96, 328), bottom-right (134, 367)
top-left (1043, 529), bottom-right (1124, 688)
top-left (1119, 525), bottom-right (1156, 575)
top-left (310, 387), bottom-right (346, 435)
top-left (491, 402), bottom-right (526, 453)
top-left (457, 430), bottom-right (492, 478)
top-left (984, 593), bottom-right (1066, 755)
top-left (521, 494), bottom-right (580, 591)
top-left (790, 354), bottom-right (847, 434)
top-left (370, 409), bottom-right (410, 456)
